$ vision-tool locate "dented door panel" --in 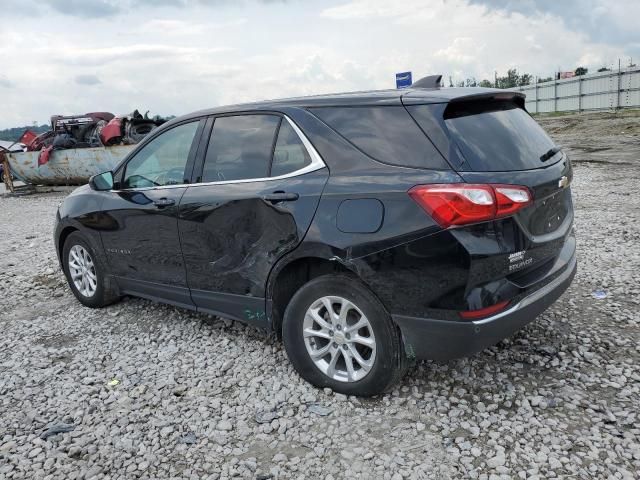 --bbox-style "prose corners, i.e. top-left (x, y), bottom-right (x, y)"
top-left (178, 169), bottom-right (328, 323)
